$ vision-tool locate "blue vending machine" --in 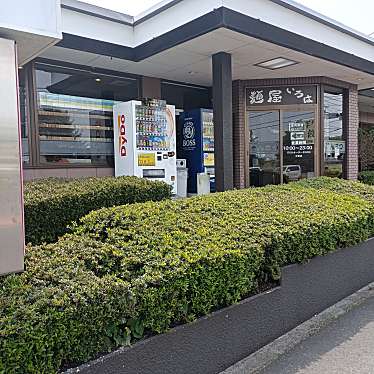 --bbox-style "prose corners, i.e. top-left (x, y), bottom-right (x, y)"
top-left (177, 109), bottom-right (215, 193)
